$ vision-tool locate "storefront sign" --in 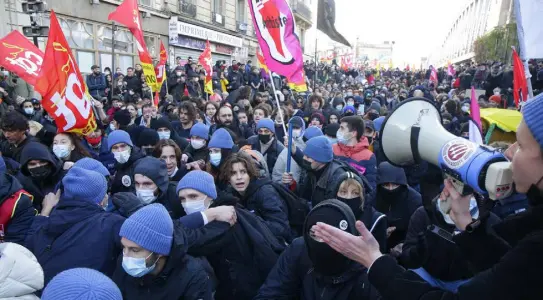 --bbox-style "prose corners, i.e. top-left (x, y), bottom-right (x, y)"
top-left (172, 19), bottom-right (243, 48)
top-left (215, 44), bottom-right (234, 55)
